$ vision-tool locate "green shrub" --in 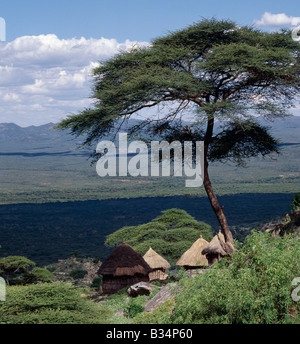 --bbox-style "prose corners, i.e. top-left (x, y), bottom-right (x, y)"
top-left (69, 268), bottom-right (88, 280)
top-left (90, 276), bottom-right (102, 290)
top-left (153, 231), bottom-right (300, 324)
top-left (291, 192), bottom-right (300, 211)
top-left (0, 282), bottom-right (102, 324)
top-left (124, 297), bottom-right (145, 318)
top-left (29, 267), bottom-right (54, 283)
